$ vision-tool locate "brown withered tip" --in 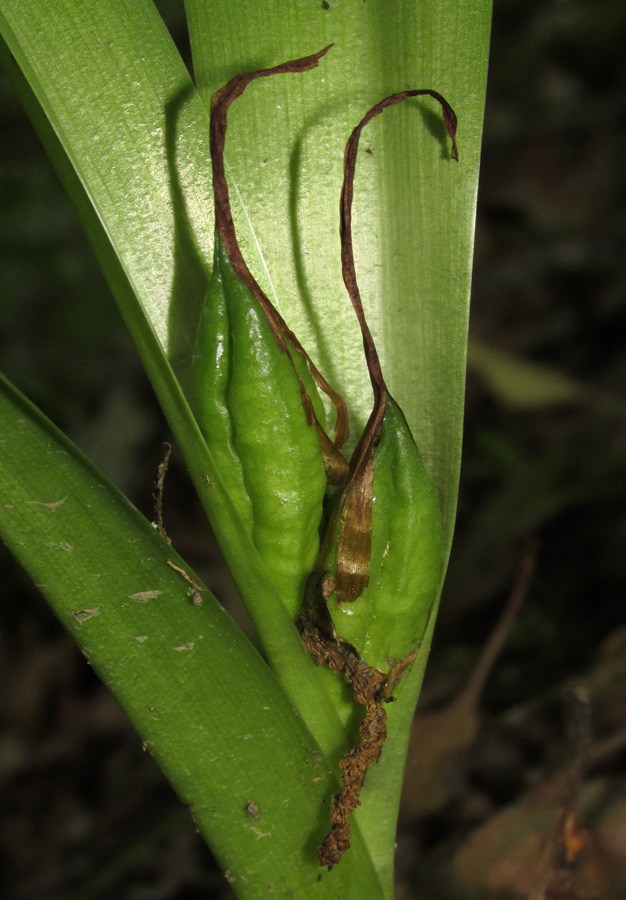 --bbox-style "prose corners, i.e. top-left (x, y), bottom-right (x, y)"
top-left (208, 44), bottom-right (350, 466)
top-left (327, 84), bottom-right (460, 609)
